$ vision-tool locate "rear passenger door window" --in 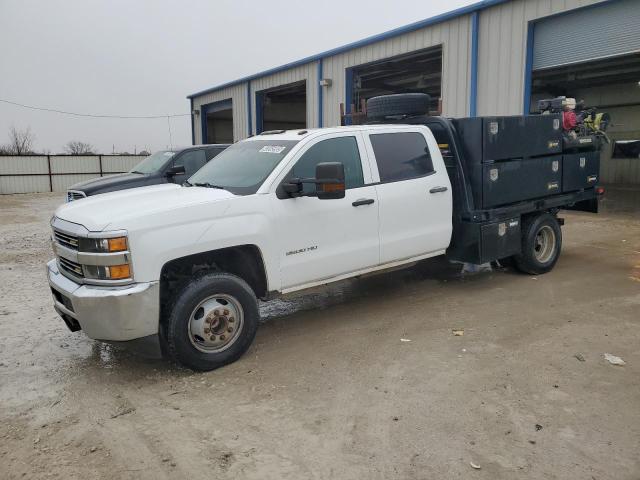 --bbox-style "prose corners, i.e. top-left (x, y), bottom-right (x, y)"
top-left (287, 136), bottom-right (365, 194)
top-left (369, 132), bottom-right (434, 182)
top-left (174, 150), bottom-right (207, 177)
